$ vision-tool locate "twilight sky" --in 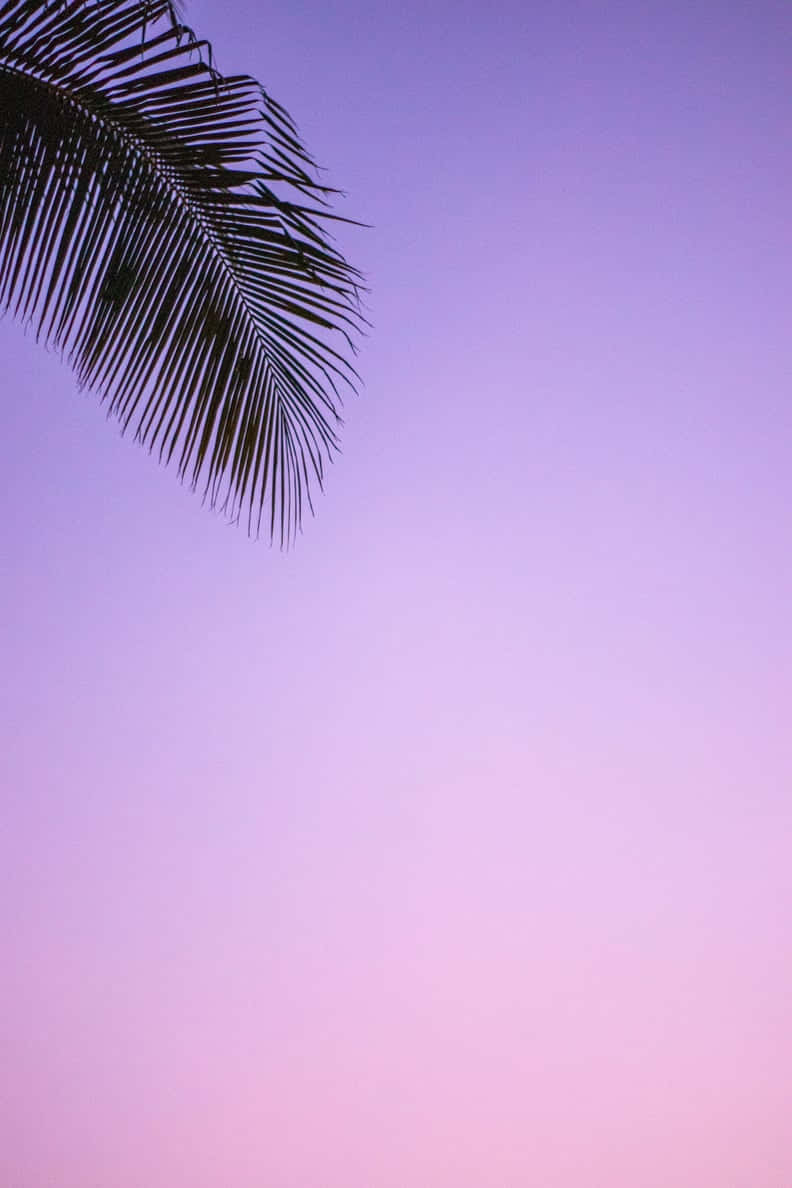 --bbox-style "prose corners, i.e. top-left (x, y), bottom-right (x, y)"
top-left (2, 1), bottom-right (791, 1185)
